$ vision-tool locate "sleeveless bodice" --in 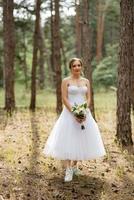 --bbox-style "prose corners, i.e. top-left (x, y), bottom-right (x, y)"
top-left (68, 85), bottom-right (87, 105)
